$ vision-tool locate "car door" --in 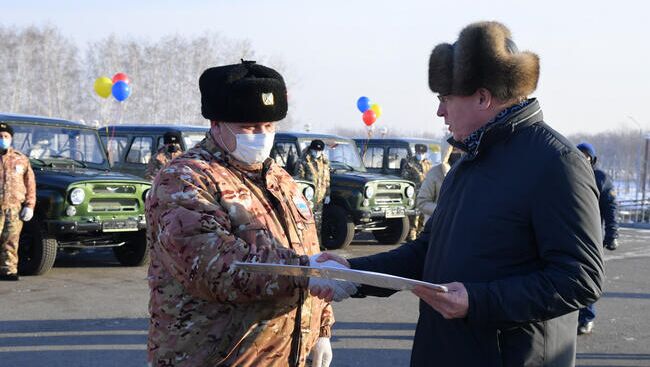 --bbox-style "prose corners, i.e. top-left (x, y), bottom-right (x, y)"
top-left (122, 135), bottom-right (155, 177)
